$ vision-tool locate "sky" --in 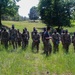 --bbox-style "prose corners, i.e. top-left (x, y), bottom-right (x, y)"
top-left (17, 0), bottom-right (39, 17)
